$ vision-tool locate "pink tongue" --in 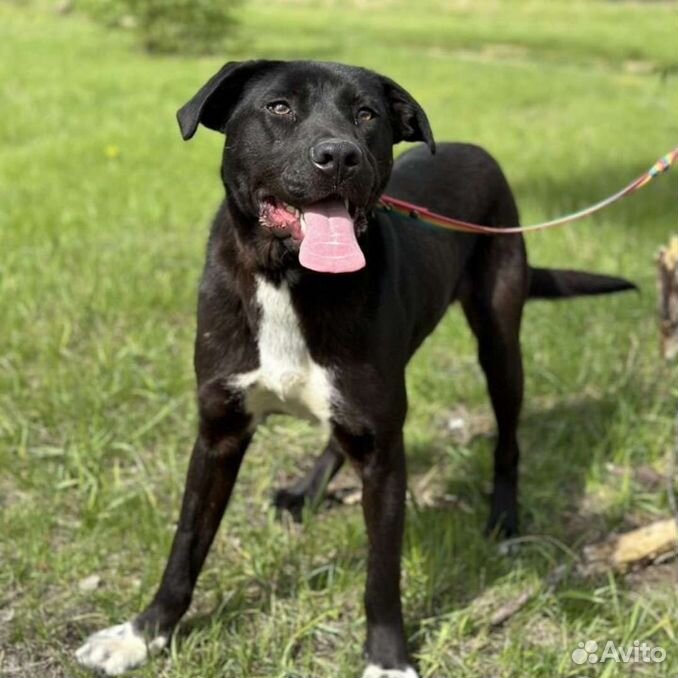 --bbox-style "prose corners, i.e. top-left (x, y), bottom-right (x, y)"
top-left (299, 198), bottom-right (365, 273)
